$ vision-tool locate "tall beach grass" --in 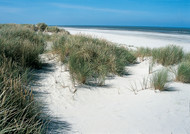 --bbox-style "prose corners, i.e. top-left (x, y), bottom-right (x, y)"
top-left (176, 62), bottom-right (190, 83)
top-left (152, 45), bottom-right (184, 66)
top-left (135, 47), bottom-right (152, 60)
top-left (0, 25), bottom-right (45, 68)
top-left (53, 34), bottom-right (136, 85)
top-left (151, 69), bottom-right (168, 91)
top-left (0, 24), bottom-right (46, 133)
